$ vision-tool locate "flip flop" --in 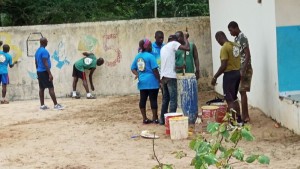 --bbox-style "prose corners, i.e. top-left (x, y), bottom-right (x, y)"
top-left (0, 100), bottom-right (9, 104)
top-left (143, 119), bottom-right (153, 124)
top-left (140, 130), bottom-right (159, 139)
